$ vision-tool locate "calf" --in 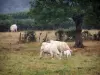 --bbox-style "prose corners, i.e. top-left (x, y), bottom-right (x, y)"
top-left (49, 40), bottom-right (71, 58)
top-left (64, 50), bottom-right (72, 58)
